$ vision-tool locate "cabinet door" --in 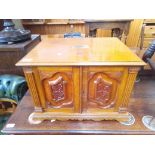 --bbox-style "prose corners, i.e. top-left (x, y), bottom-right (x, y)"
top-left (82, 67), bottom-right (128, 113)
top-left (33, 67), bottom-right (80, 113)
